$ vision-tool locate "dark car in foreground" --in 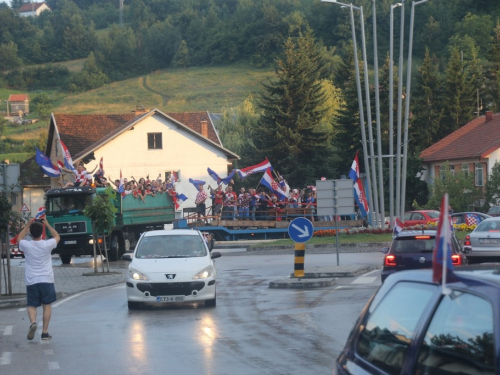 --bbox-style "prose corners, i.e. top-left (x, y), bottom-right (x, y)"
top-left (334, 267), bottom-right (500, 375)
top-left (381, 230), bottom-right (467, 282)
